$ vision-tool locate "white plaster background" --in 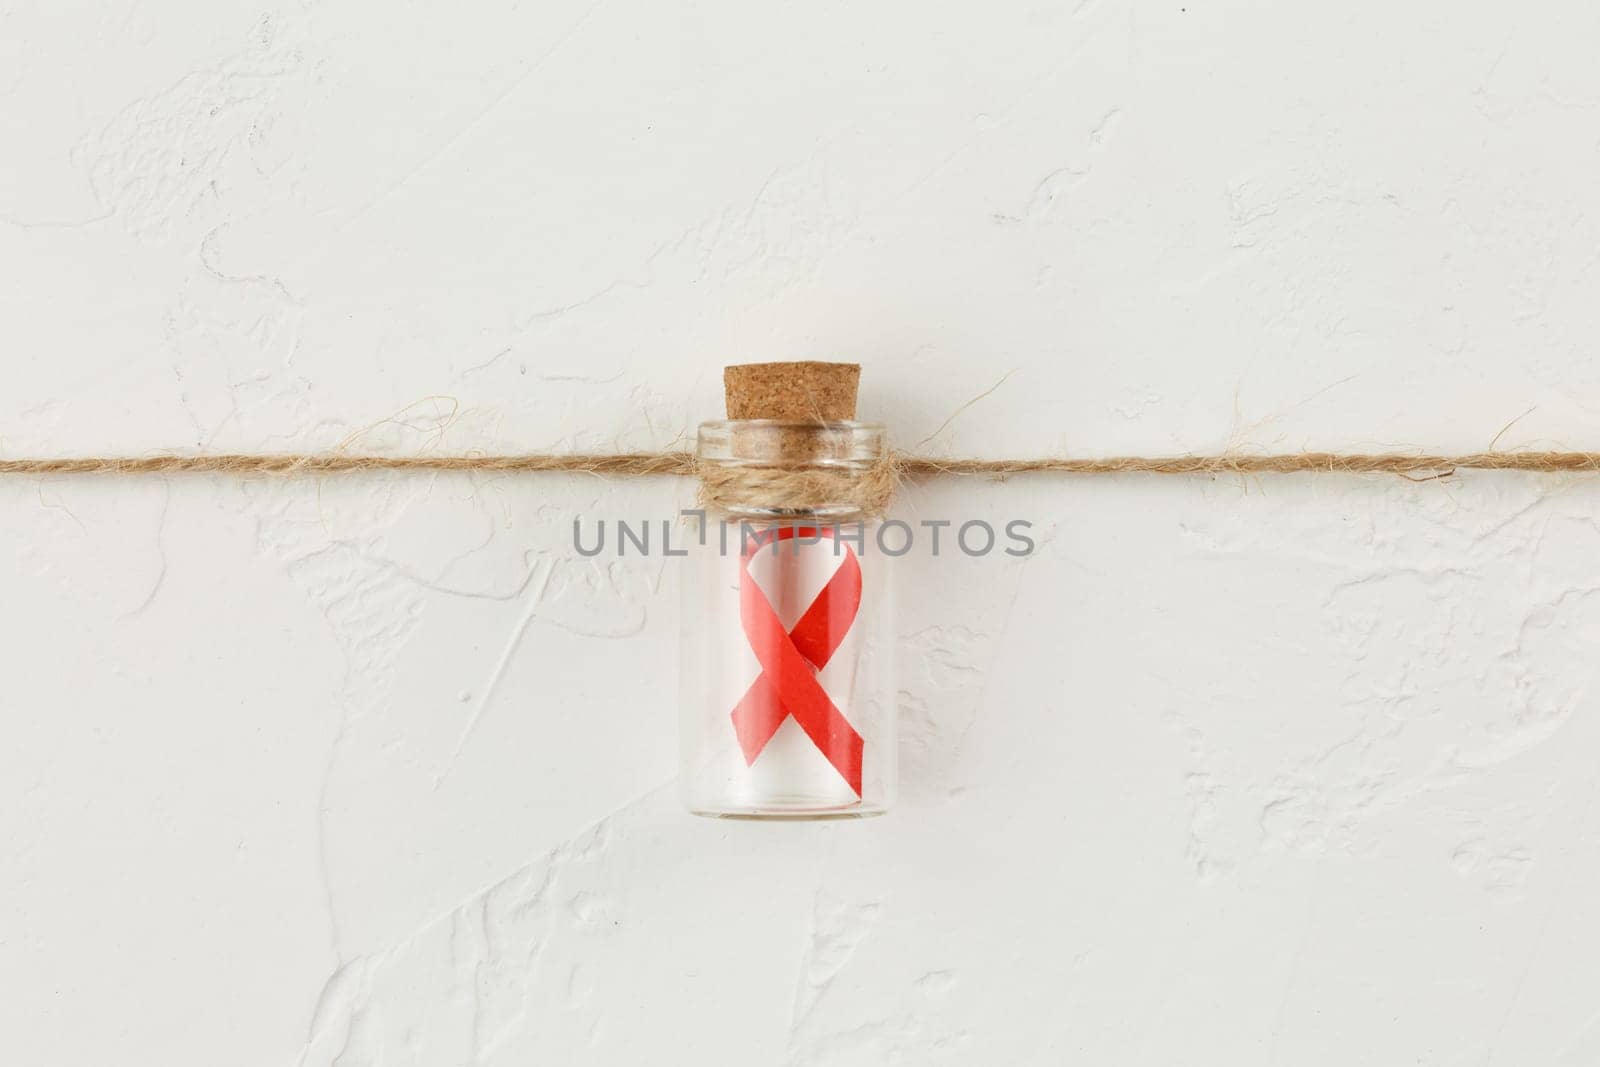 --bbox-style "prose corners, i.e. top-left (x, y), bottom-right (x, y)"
top-left (4, 2), bottom-right (1600, 1064)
